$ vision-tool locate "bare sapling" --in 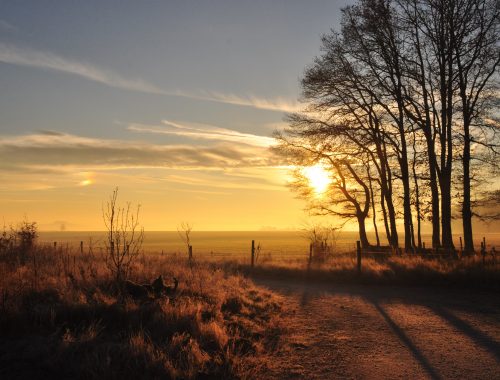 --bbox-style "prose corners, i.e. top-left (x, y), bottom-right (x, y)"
top-left (255, 242), bottom-right (262, 265)
top-left (102, 188), bottom-right (144, 282)
top-left (302, 222), bottom-right (341, 262)
top-left (177, 222), bottom-right (193, 262)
